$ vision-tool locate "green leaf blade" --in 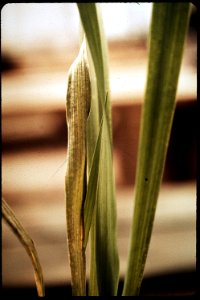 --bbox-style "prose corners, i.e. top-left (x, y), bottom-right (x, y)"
top-left (83, 96), bottom-right (105, 249)
top-left (77, 3), bottom-right (119, 296)
top-left (123, 3), bottom-right (191, 296)
top-left (94, 115), bottom-right (119, 295)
